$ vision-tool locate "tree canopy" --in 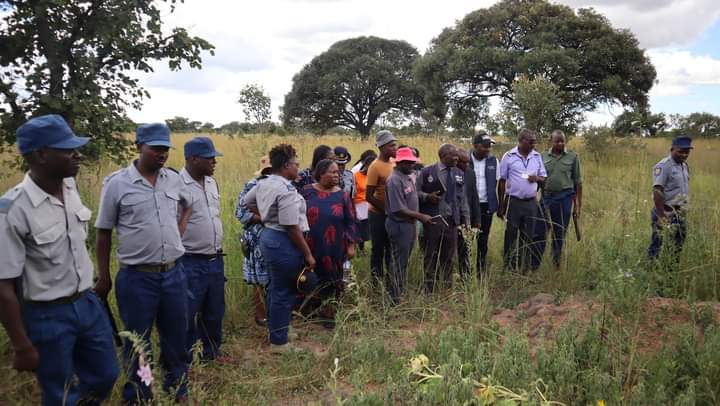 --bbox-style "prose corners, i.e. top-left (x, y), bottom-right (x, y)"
top-left (414, 0), bottom-right (657, 134)
top-left (283, 36), bottom-right (423, 137)
top-left (0, 0), bottom-right (214, 161)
